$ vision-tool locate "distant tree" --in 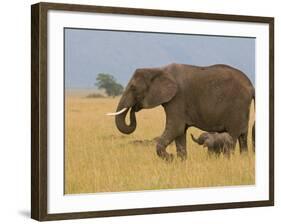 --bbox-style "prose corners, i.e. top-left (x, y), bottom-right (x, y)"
top-left (95, 73), bottom-right (124, 97)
